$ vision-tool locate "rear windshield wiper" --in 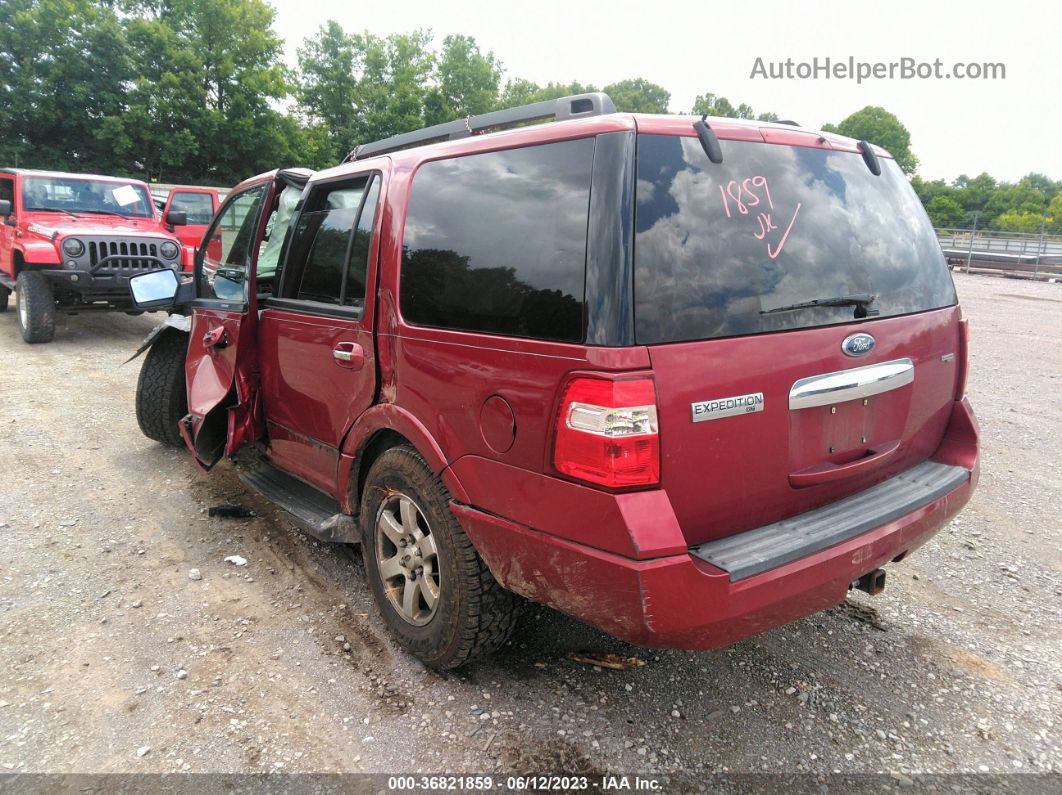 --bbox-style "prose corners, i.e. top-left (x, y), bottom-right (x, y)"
top-left (762, 293), bottom-right (878, 316)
